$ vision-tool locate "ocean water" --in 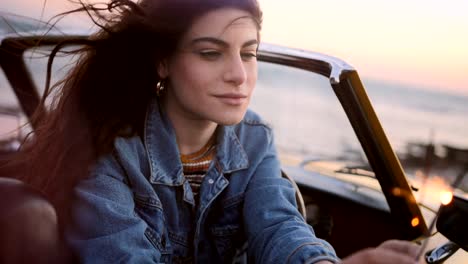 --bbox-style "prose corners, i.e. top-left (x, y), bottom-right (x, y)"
top-left (364, 79), bottom-right (468, 152)
top-left (250, 62), bottom-right (468, 170)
